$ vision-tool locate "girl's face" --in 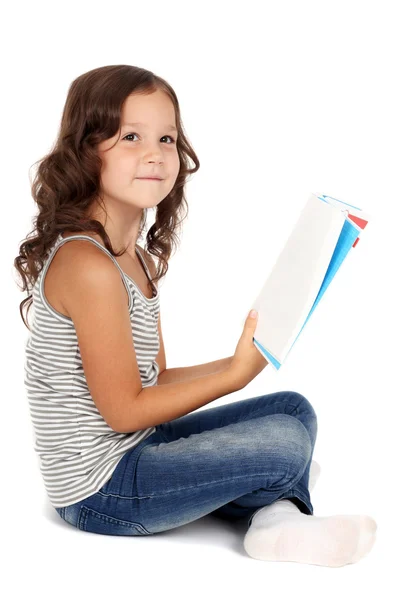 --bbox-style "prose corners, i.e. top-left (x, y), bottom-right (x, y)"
top-left (97, 89), bottom-right (180, 211)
